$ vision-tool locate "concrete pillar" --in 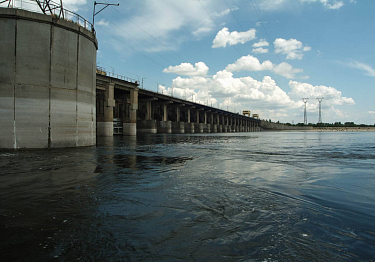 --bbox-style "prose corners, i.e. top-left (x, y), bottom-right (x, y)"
top-left (187, 109), bottom-right (191, 123)
top-left (97, 83), bottom-right (115, 137)
top-left (185, 122), bottom-right (195, 133)
top-left (146, 101), bottom-right (152, 120)
top-left (176, 107), bottom-right (181, 122)
top-left (123, 88), bottom-right (138, 136)
top-left (163, 104), bottom-right (168, 121)
top-left (158, 104), bottom-right (171, 133)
